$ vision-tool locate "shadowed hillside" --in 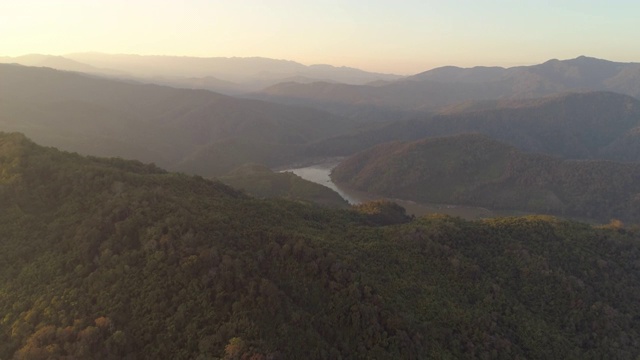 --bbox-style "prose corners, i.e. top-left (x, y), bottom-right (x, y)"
top-left (307, 91), bottom-right (640, 163)
top-left (332, 133), bottom-right (640, 222)
top-left (0, 64), bottom-right (354, 175)
top-left (218, 163), bottom-right (348, 208)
